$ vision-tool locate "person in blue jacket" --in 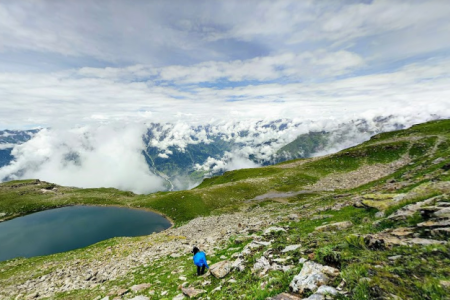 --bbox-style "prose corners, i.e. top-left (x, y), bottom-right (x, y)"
top-left (192, 246), bottom-right (209, 275)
